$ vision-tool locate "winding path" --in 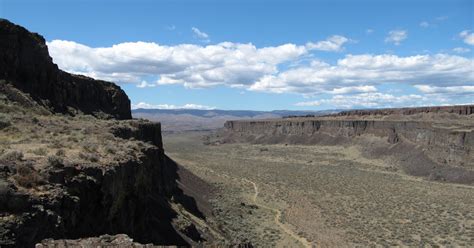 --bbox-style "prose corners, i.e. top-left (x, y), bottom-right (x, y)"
top-left (172, 157), bottom-right (312, 247)
top-left (242, 178), bottom-right (312, 248)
